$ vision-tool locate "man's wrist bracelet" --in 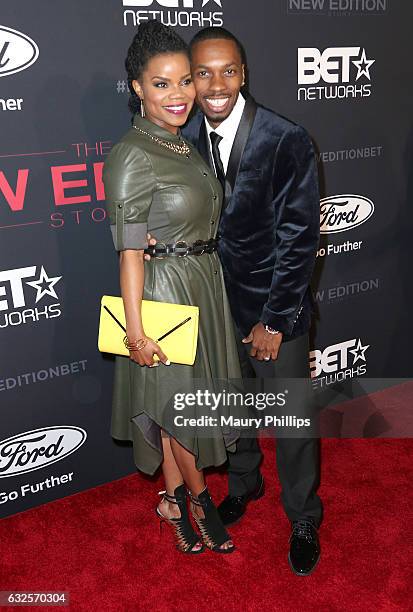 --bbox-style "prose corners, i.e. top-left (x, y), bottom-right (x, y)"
top-left (264, 325), bottom-right (280, 335)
